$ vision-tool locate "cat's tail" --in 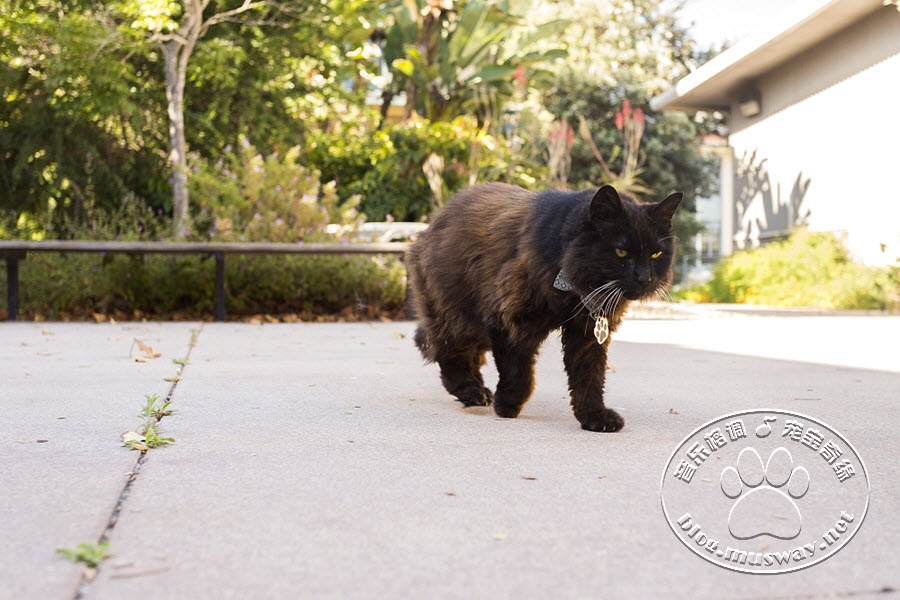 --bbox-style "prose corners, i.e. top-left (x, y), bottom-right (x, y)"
top-left (406, 239), bottom-right (437, 364)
